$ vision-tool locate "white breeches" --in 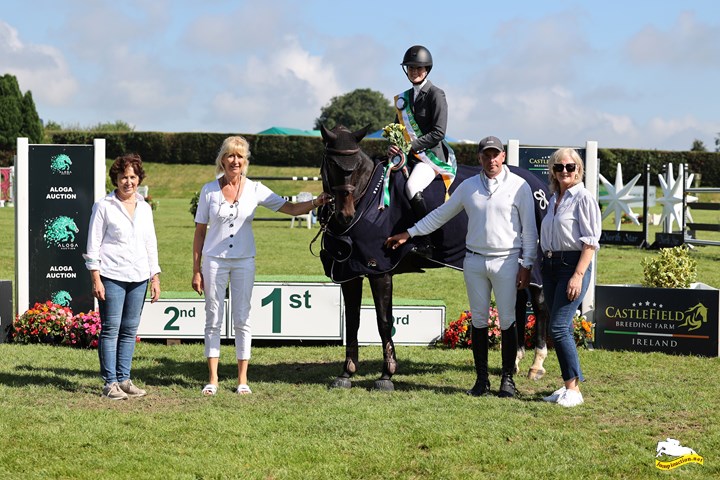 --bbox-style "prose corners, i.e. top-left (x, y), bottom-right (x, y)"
top-left (463, 252), bottom-right (520, 331)
top-left (202, 256), bottom-right (255, 360)
top-left (405, 161), bottom-right (437, 199)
